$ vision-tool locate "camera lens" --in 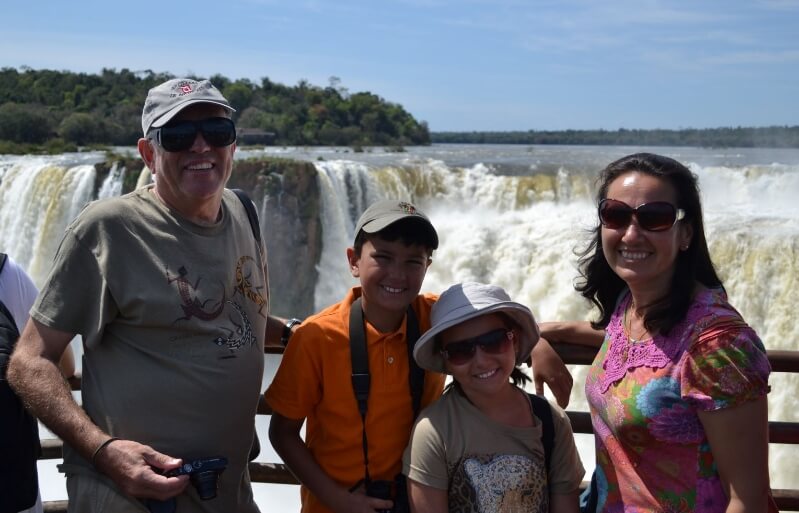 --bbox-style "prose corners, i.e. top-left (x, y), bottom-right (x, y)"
top-left (366, 480), bottom-right (392, 500)
top-left (191, 470), bottom-right (221, 500)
